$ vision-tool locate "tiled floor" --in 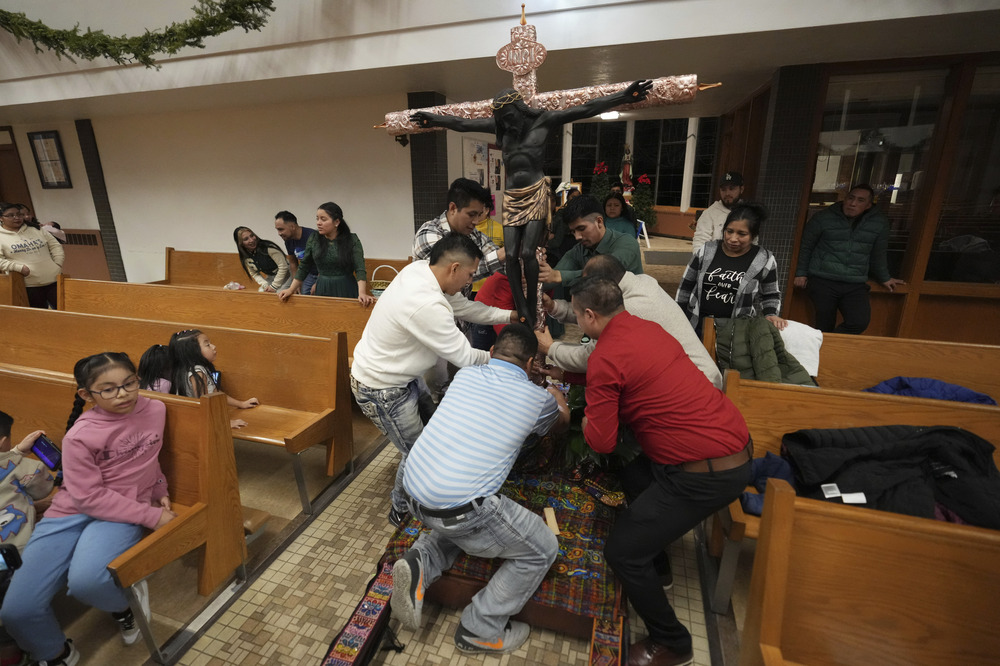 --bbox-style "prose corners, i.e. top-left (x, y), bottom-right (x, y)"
top-left (179, 442), bottom-right (715, 665)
